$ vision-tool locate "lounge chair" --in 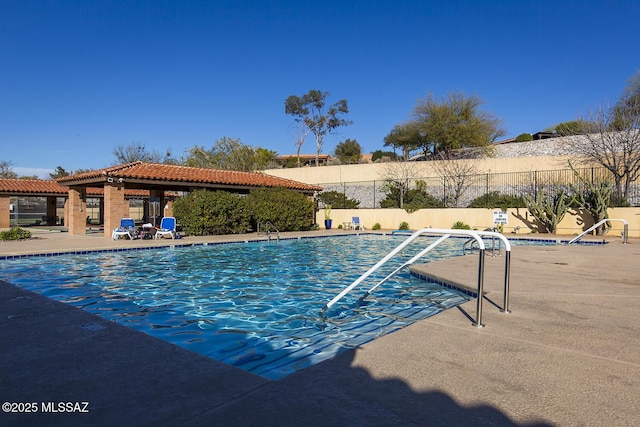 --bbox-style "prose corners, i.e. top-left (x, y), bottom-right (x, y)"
top-left (155, 217), bottom-right (177, 239)
top-left (111, 218), bottom-right (139, 240)
top-left (350, 216), bottom-right (365, 230)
